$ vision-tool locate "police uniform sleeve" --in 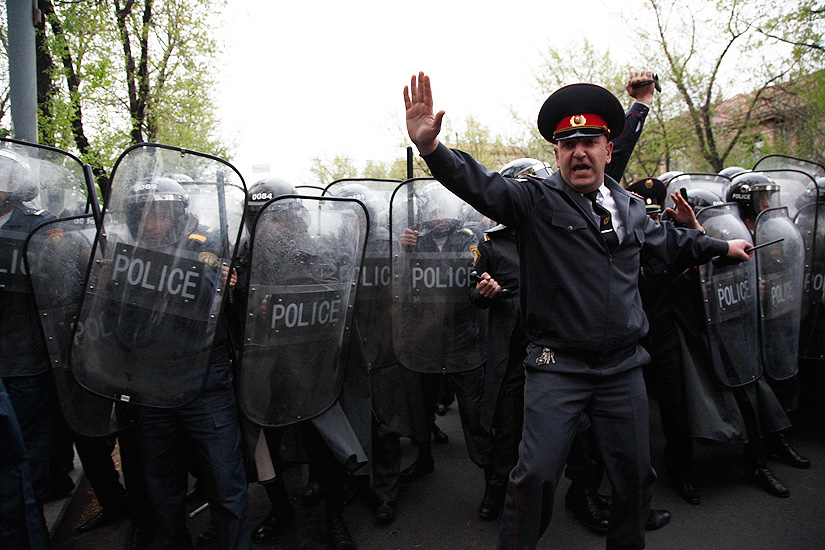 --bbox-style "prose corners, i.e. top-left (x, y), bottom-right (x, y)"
top-left (606, 102), bottom-right (650, 183)
top-left (422, 143), bottom-right (534, 229)
top-left (642, 214), bottom-right (729, 267)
